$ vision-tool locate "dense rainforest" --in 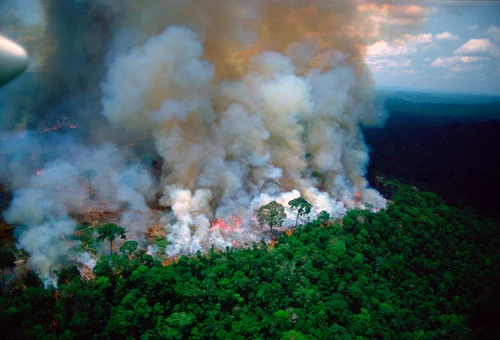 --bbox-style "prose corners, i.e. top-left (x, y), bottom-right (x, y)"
top-left (365, 96), bottom-right (500, 221)
top-left (1, 181), bottom-right (499, 339)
